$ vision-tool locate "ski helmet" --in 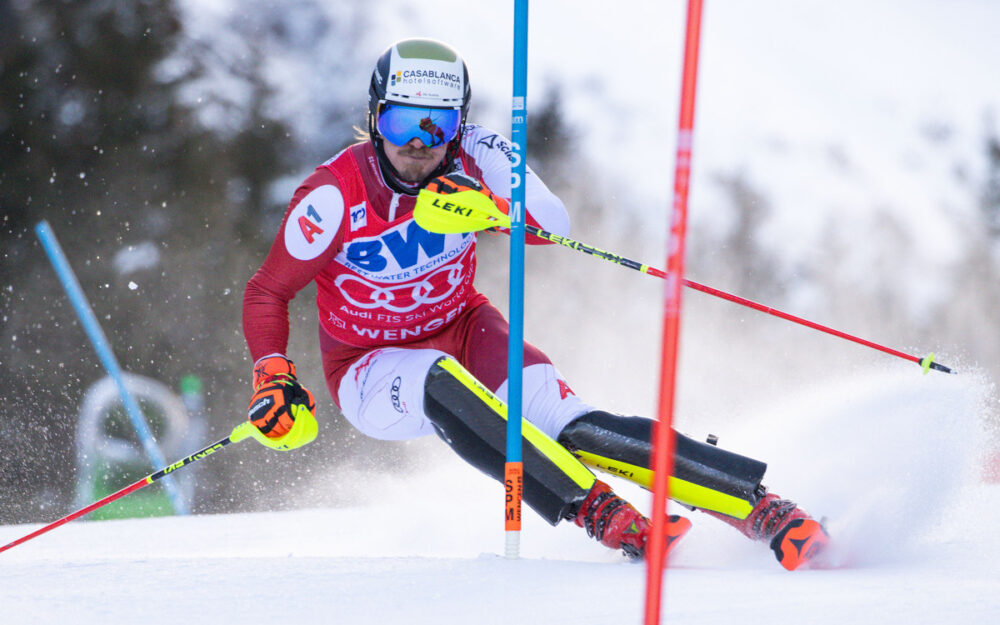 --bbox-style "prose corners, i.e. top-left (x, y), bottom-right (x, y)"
top-left (367, 38), bottom-right (471, 193)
